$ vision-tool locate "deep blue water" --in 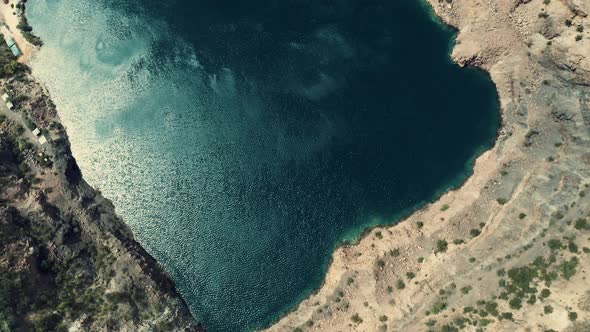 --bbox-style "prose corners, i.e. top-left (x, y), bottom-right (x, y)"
top-left (28, 0), bottom-right (499, 330)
